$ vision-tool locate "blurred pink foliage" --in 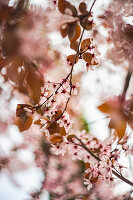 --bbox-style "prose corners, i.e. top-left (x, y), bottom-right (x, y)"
top-left (0, 0), bottom-right (133, 200)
